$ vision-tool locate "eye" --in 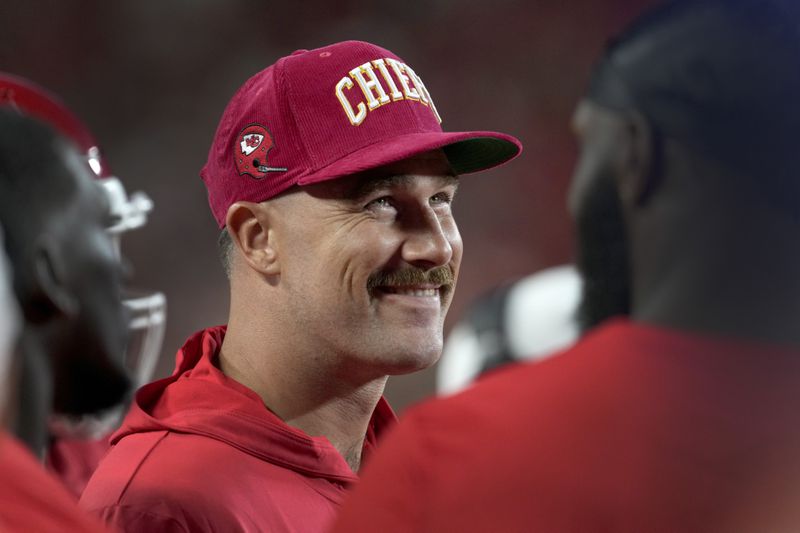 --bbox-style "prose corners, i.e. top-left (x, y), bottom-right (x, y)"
top-left (430, 191), bottom-right (454, 206)
top-left (365, 196), bottom-right (396, 211)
